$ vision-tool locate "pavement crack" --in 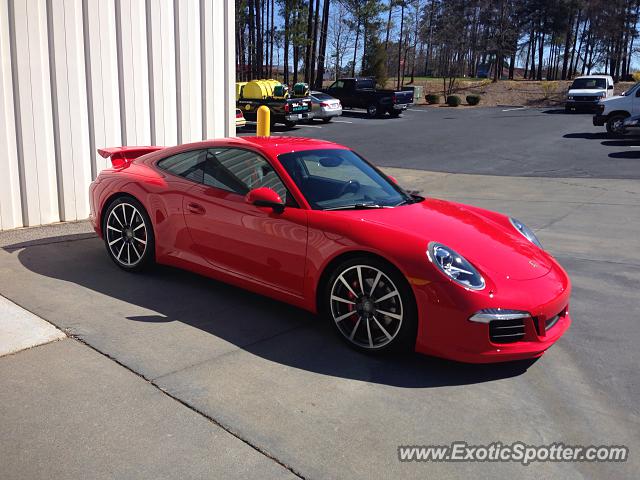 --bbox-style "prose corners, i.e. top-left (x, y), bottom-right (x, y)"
top-left (152, 323), bottom-right (311, 382)
top-left (67, 334), bottom-right (307, 479)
